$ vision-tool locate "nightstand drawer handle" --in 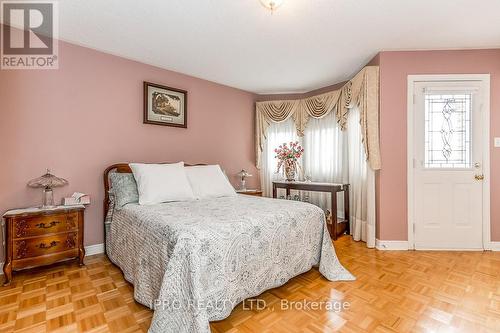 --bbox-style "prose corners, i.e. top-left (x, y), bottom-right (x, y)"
top-left (36, 221), bottom-right (60, 229)
top-left (37, 241), bottom-right (59, 249)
